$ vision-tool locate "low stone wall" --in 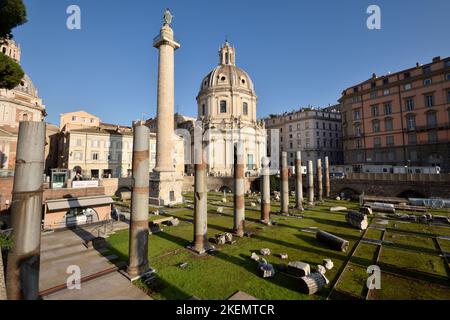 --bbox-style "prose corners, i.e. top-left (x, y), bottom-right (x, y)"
top-left (100, 178), bottom-right (119, 196)
top-left (43, 187), bottom-right (105, 202)
top-left (331, 178), bottom-right (450, 199)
